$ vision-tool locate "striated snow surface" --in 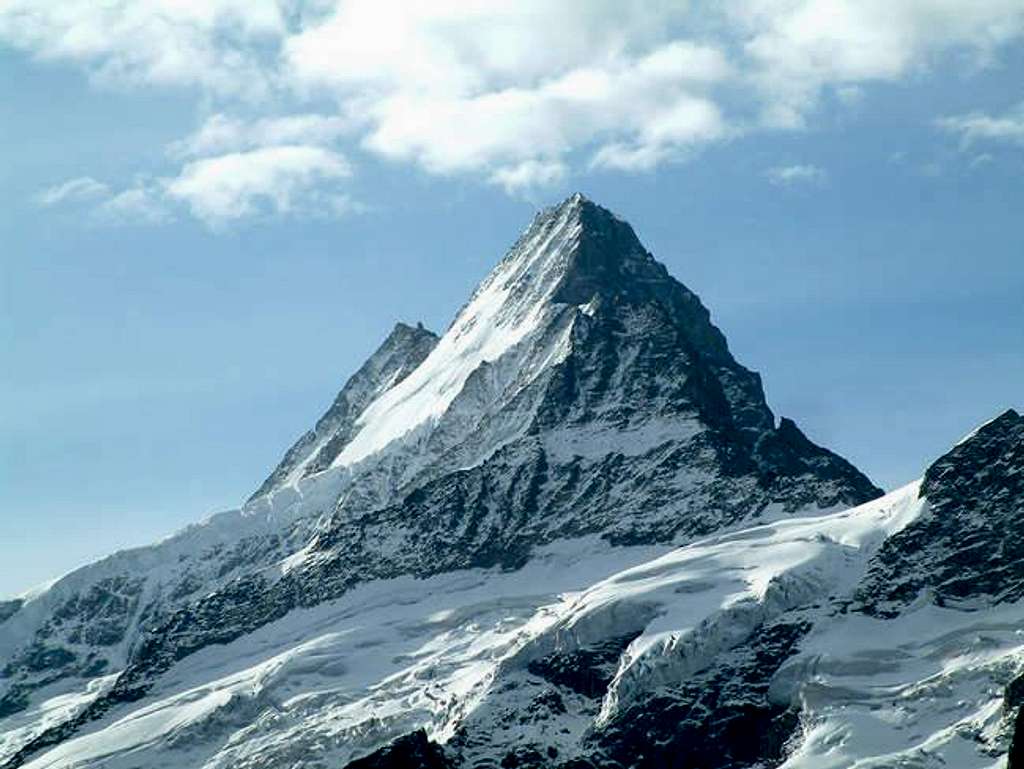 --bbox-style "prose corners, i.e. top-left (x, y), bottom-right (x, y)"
top-left (9, 482), bottom-right (1019, 768)
top-left (334, 197), bottom-right (583, 470)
